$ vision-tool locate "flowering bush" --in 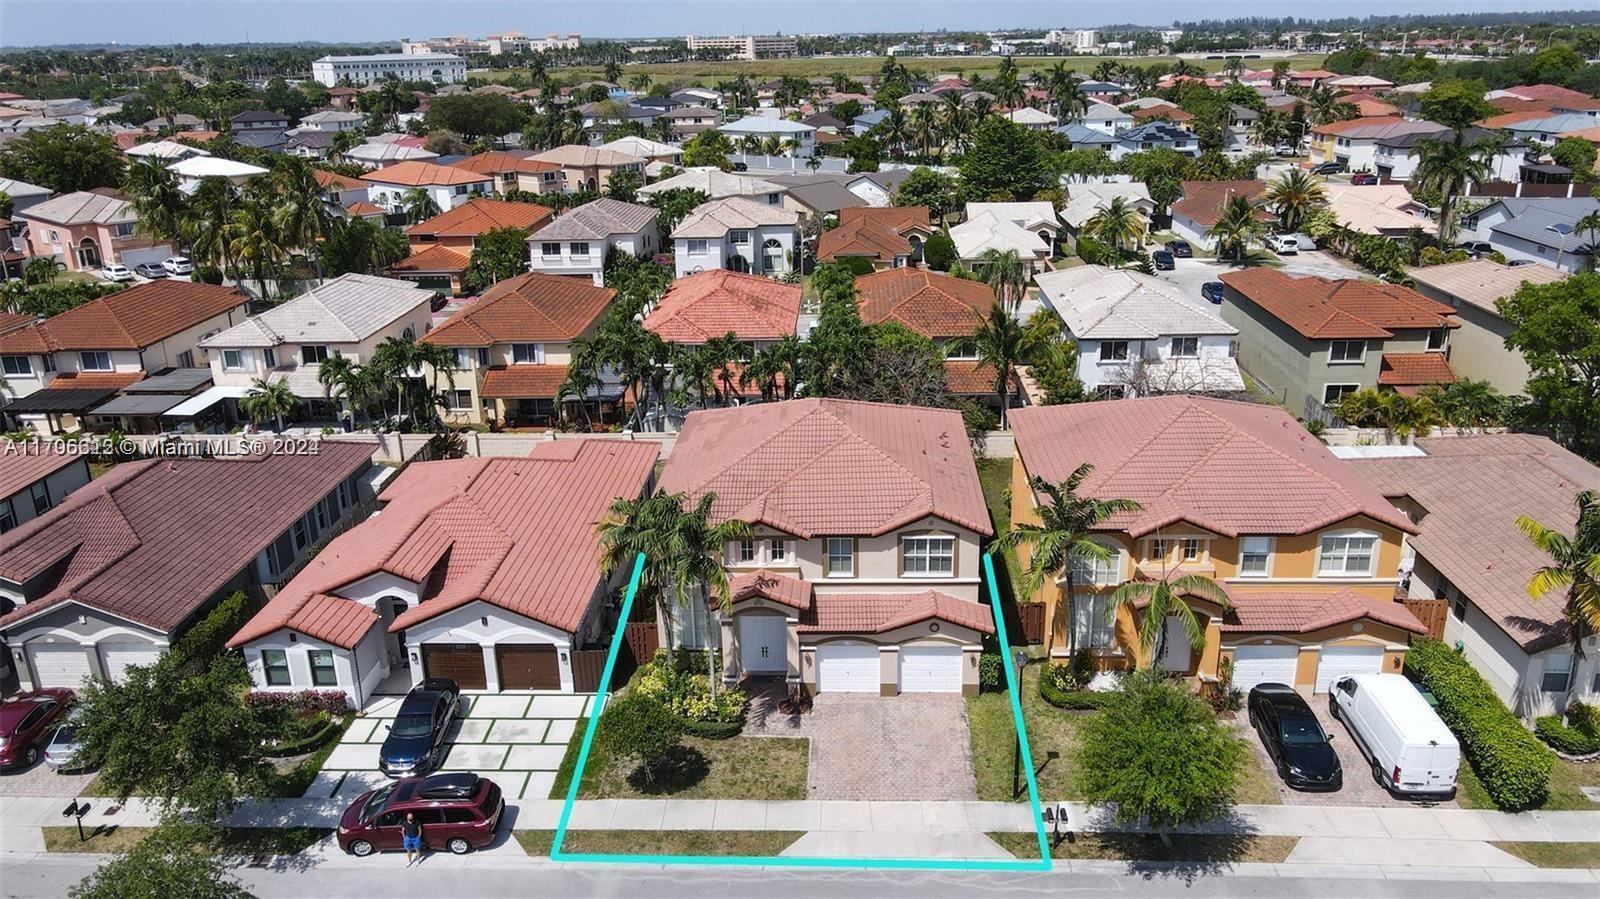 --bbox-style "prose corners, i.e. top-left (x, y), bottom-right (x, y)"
top-left (633, 652), bottom-right (746, 724)
top-left (245, 690), bottom-right (351, 716)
